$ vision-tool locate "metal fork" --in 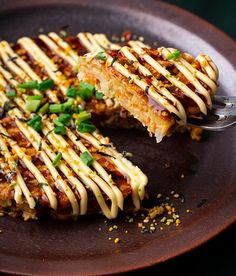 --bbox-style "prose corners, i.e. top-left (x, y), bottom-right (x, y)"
top-left (187, 95), bottom-right (236, 131)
